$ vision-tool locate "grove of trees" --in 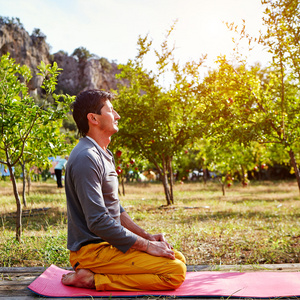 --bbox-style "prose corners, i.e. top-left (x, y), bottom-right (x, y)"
top-left (197, 0), bottom-right (300, 192)
top-left (1, 0), bottom-right (300, 236)
top-left (111, 0), bottom-right (300, 202)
